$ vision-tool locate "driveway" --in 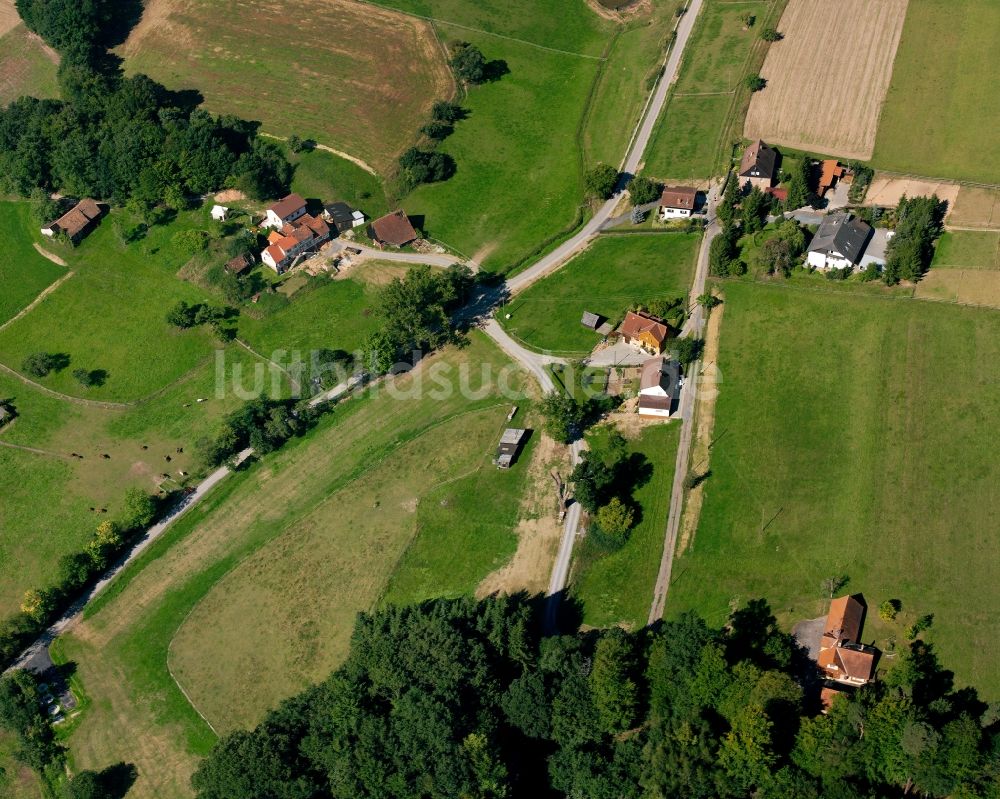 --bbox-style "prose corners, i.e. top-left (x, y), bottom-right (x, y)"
top-left (585, 342), bottom-right (649, 367)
